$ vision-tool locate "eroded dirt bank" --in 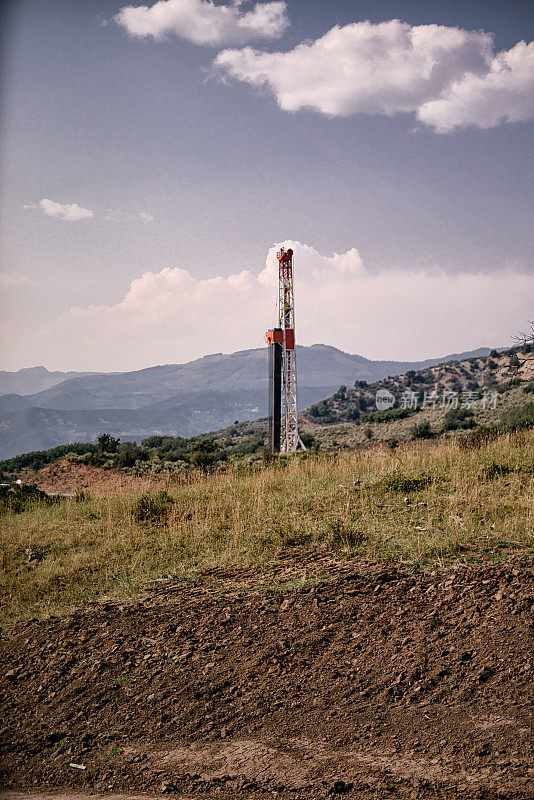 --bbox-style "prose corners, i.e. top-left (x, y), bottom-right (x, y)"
top-left (1, 557), bottom-right (533, 799)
